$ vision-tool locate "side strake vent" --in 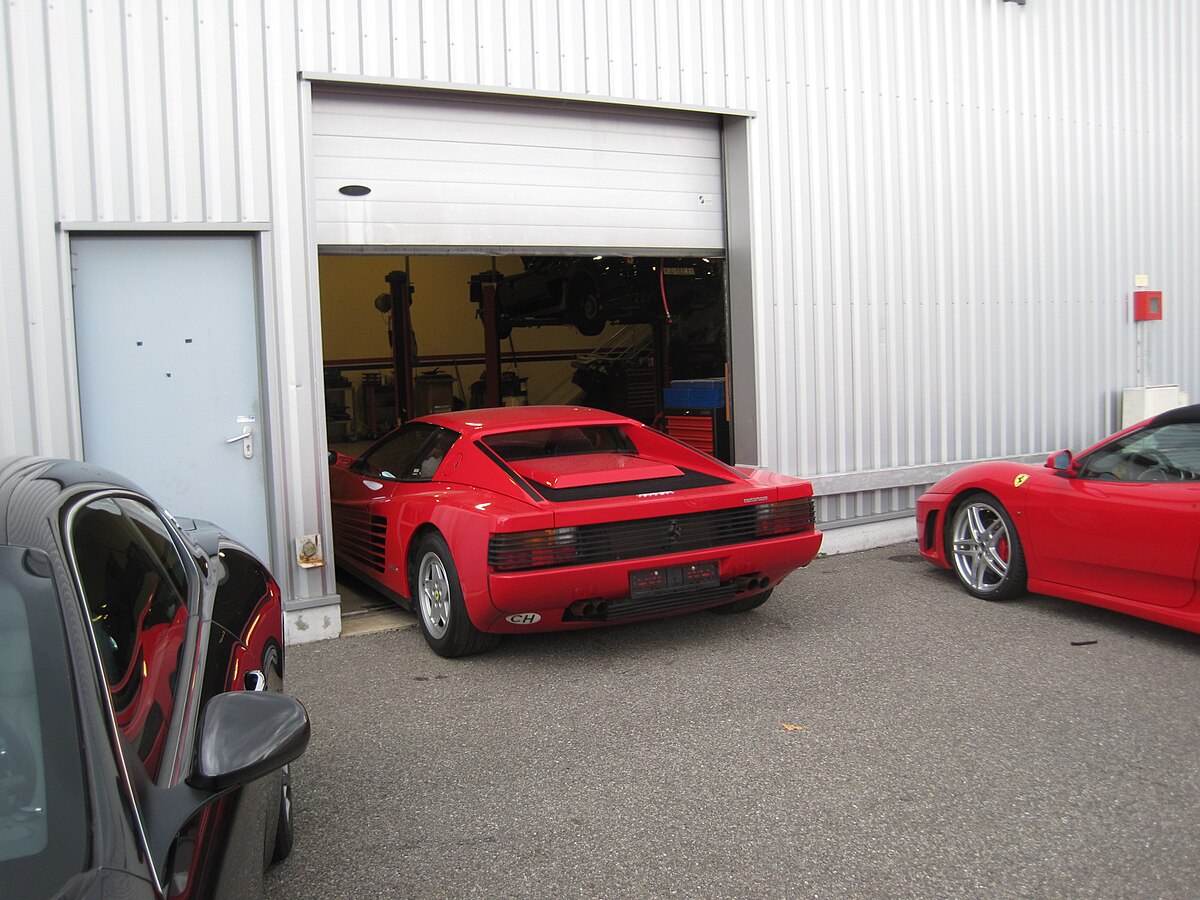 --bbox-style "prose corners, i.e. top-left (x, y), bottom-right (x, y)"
top-left (489, 498), bottom-right (816, 572)
top-left (332, 507), bottom-right (388, 573)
